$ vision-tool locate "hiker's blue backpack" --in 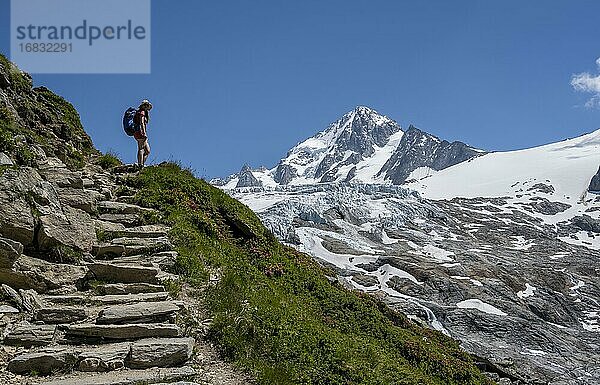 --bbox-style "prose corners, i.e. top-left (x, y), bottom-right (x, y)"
top-left (122, 107), bottom-right (138, 136)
